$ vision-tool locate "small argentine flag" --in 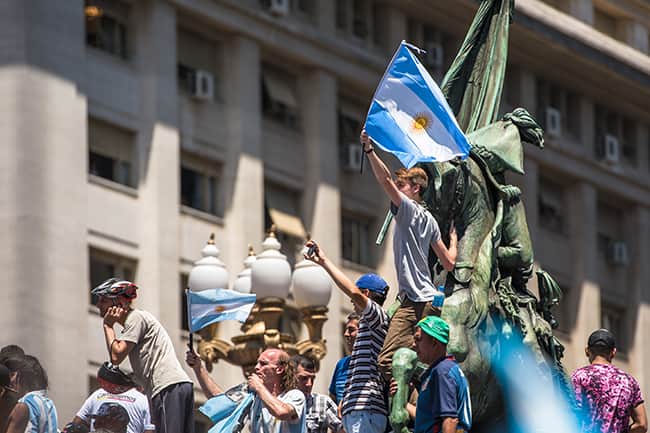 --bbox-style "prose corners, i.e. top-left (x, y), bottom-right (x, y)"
top-left (186, 289), bottom-right (256, 332)
top-left (365, 41), bottom-right (471, 168)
